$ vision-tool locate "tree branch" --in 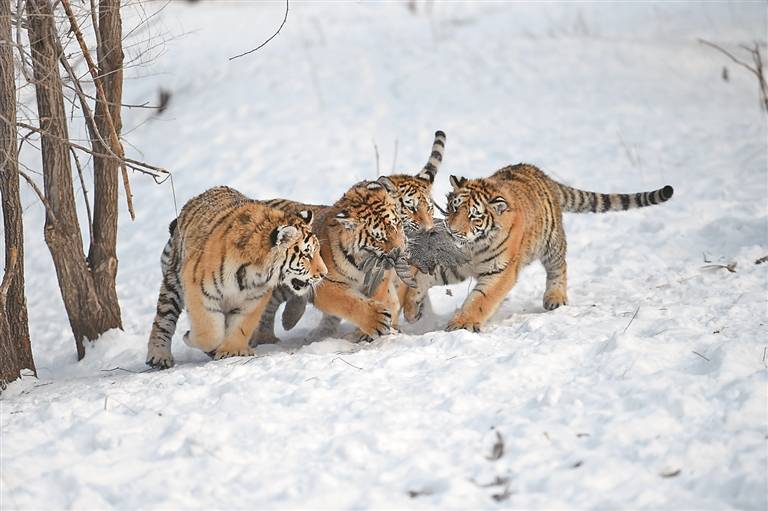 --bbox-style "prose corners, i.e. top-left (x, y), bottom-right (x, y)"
top-left (60, 0), bottom-right (135, 220)
top-left (229, 0), bottom-right (288, 61)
